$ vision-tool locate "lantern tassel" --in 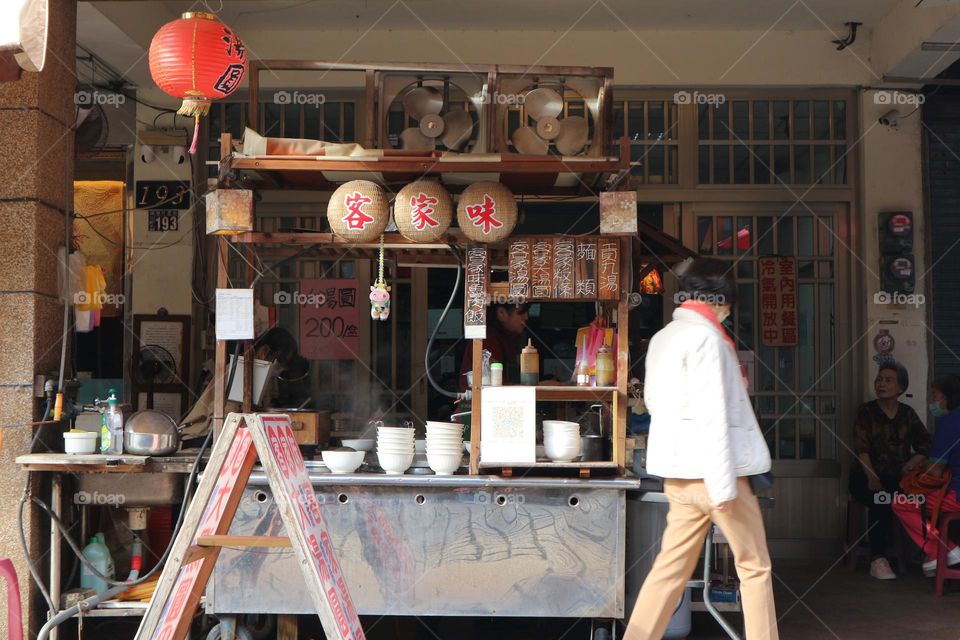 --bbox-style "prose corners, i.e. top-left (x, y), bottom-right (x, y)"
top-left (189, 115), bottom-right (200, 155)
